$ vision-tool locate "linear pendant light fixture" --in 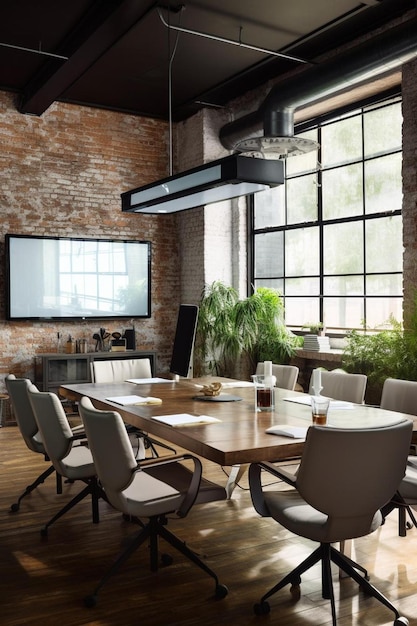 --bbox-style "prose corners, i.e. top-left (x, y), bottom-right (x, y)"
top-left (121, 154), bottom-right (284, 214)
